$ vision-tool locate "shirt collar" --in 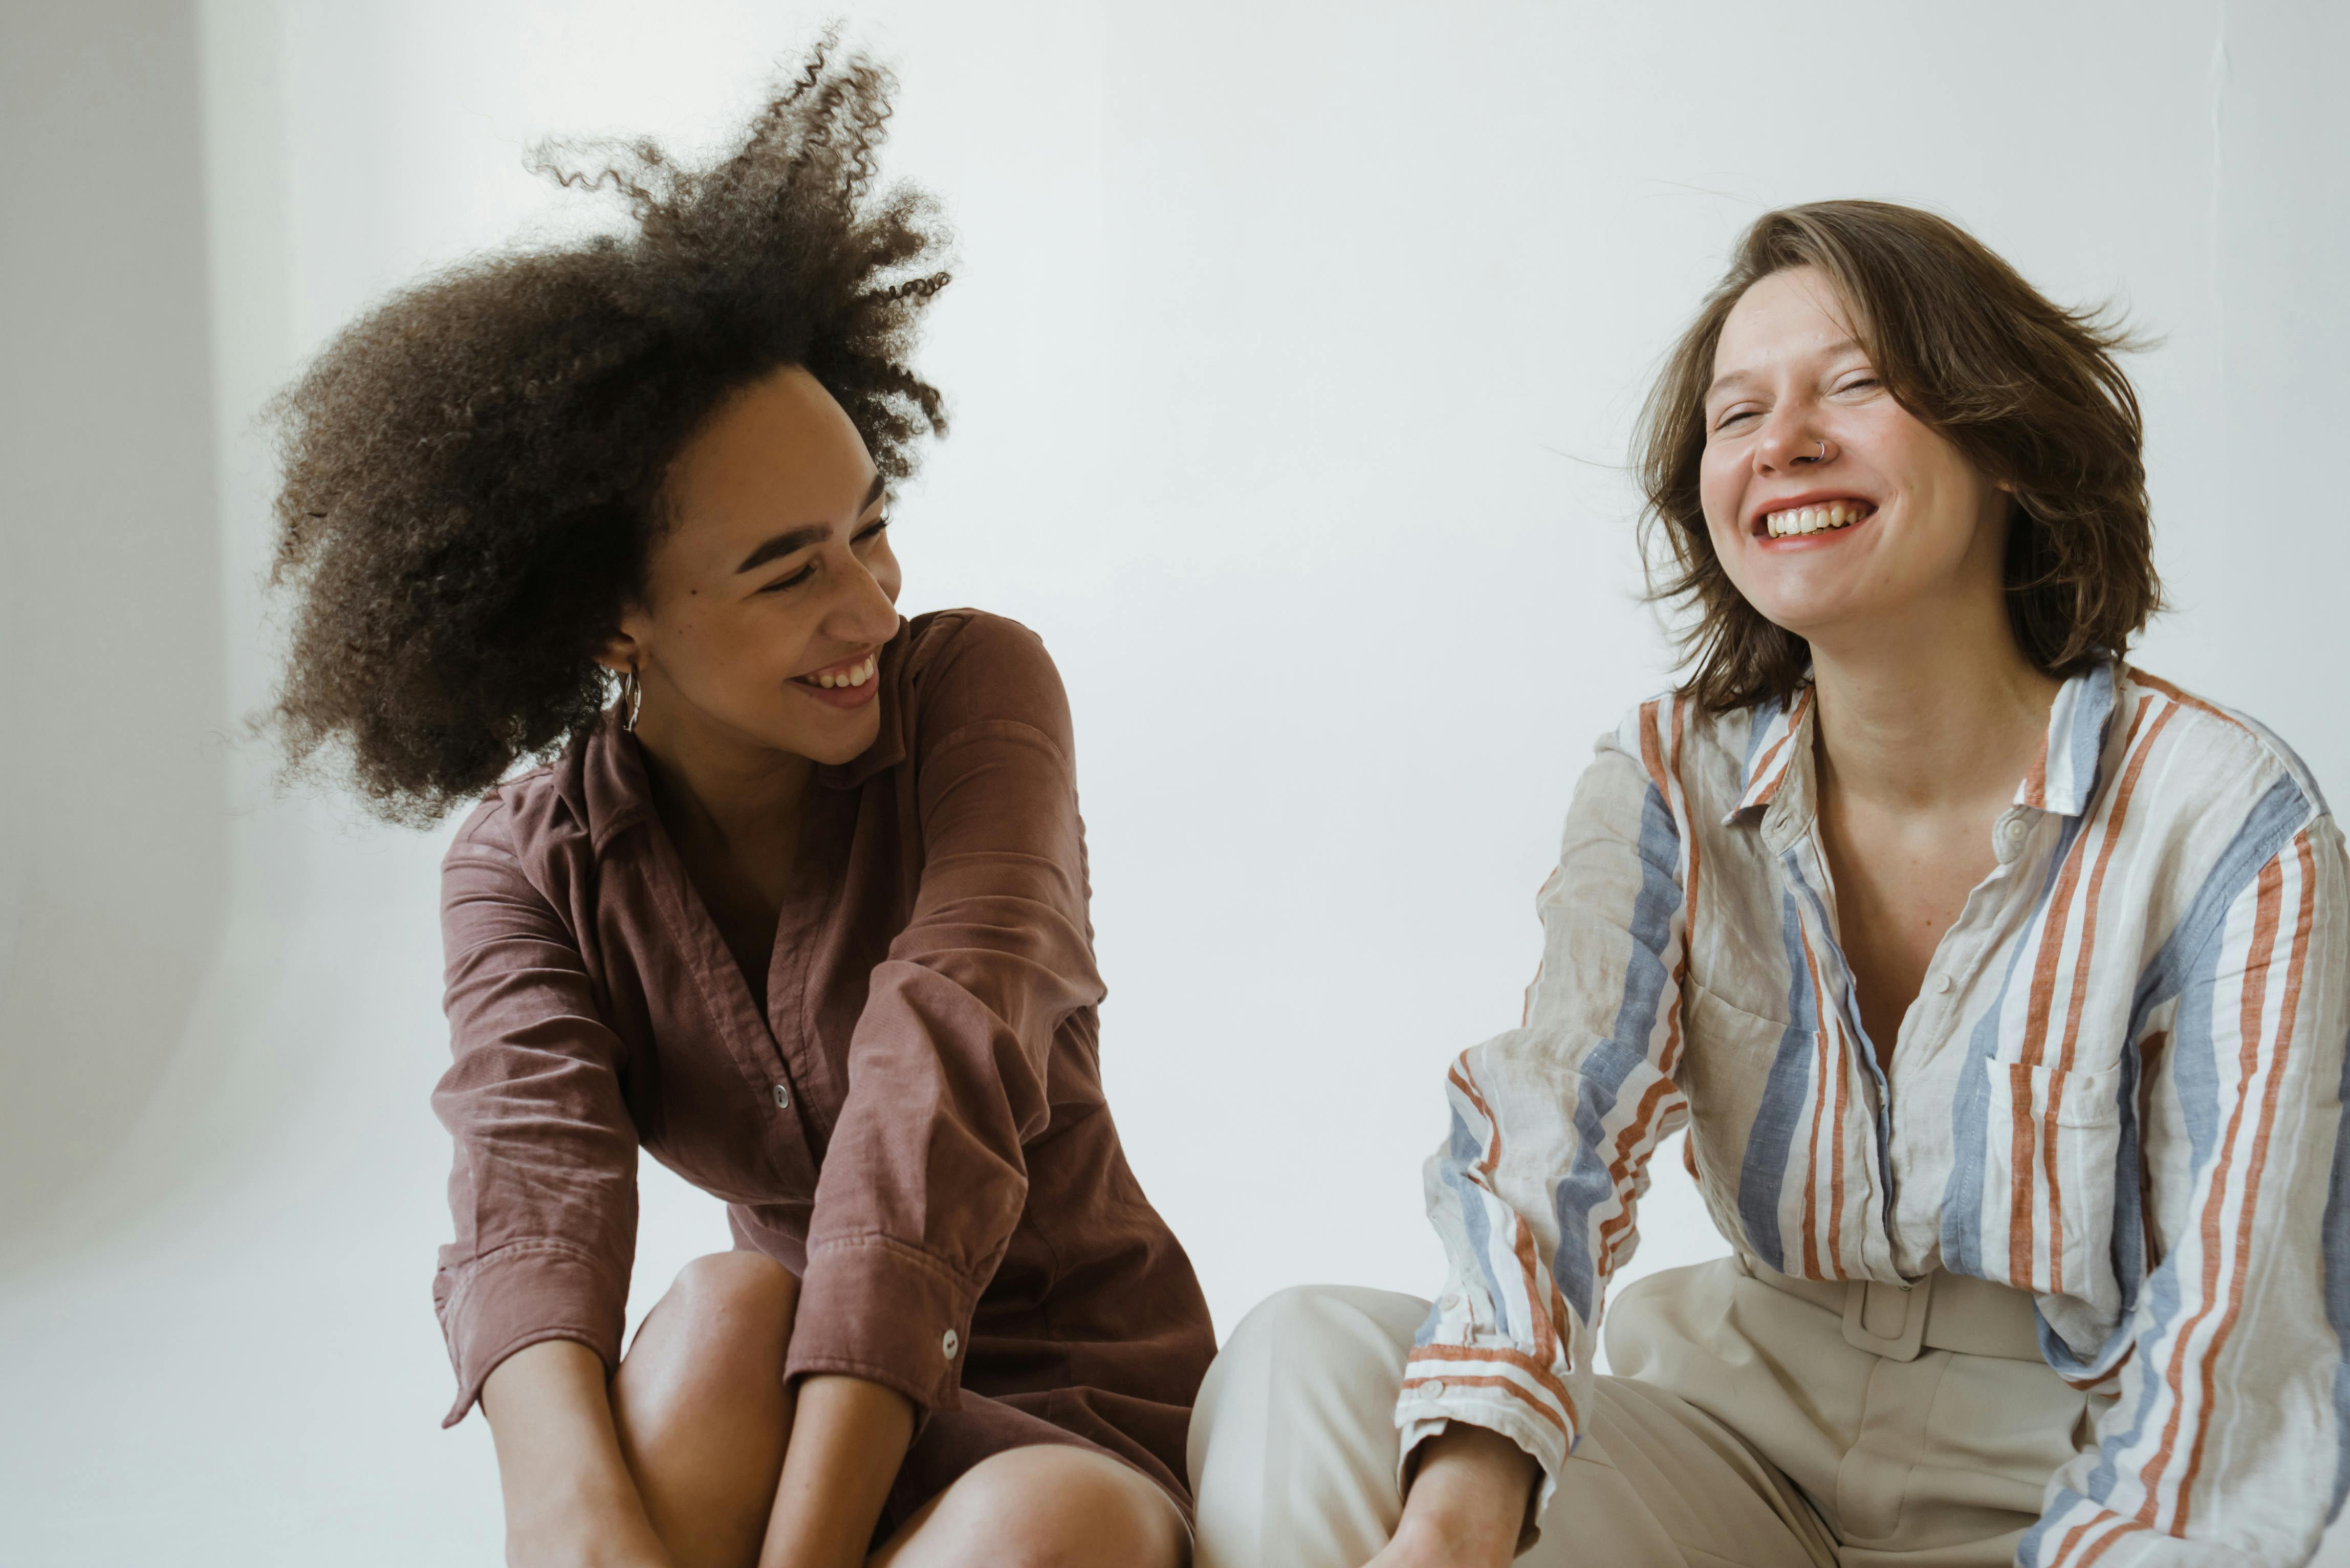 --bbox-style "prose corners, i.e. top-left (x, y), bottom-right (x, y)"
top-left (1726, 684), bottom-right (1816, 824)
top-left (1722, 658), bottom-right (2119, 831)
top-left (575, 705), bottom-right (654, 857)
top-left (2014, 658), bottom-right (2119, 817)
